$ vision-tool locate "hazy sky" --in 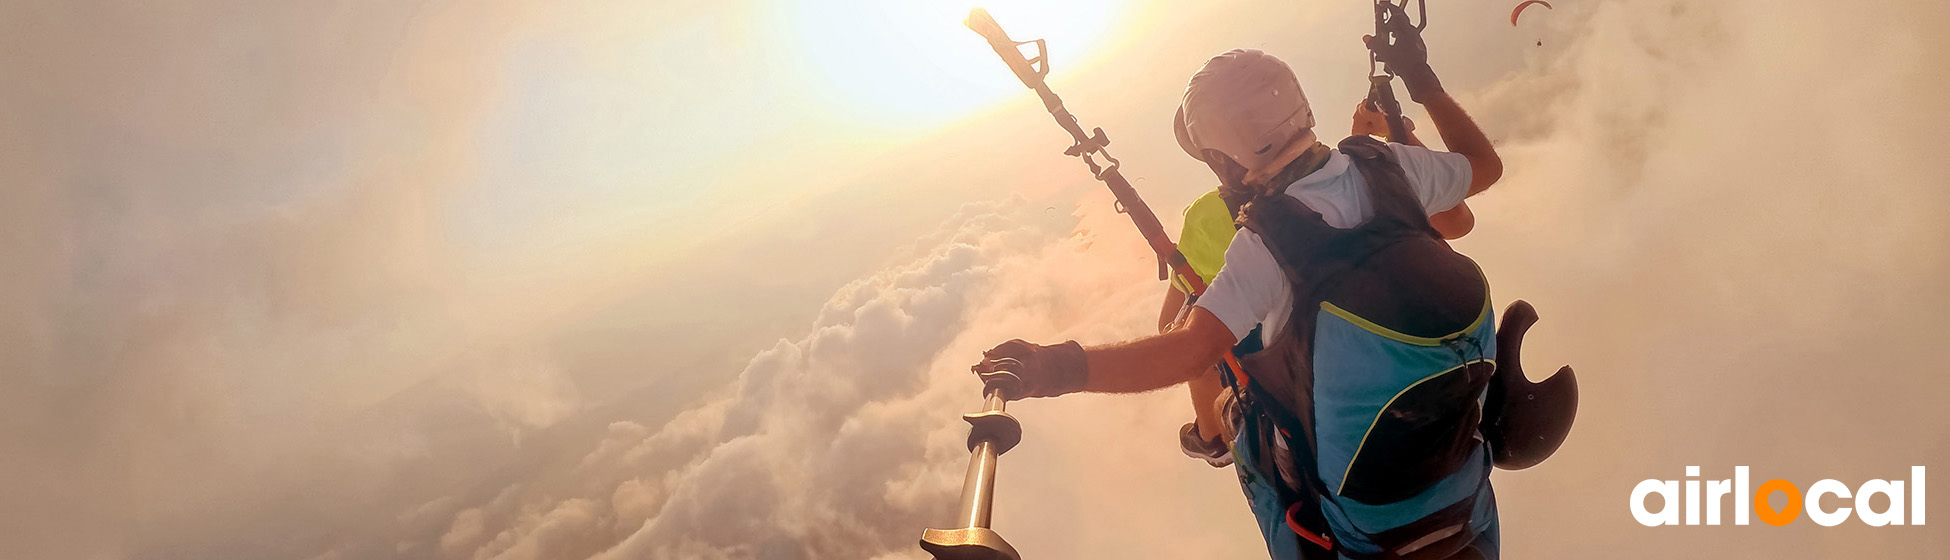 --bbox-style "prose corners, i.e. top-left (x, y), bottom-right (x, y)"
top-left (3, 0), bottom-right (1948, 558)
